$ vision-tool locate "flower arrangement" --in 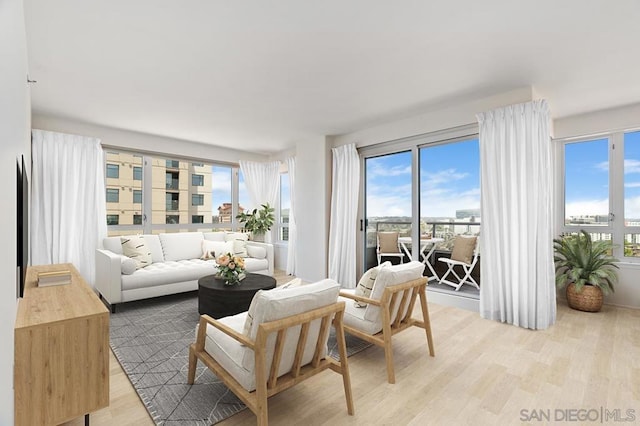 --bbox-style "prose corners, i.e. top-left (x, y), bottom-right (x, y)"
top-left (215, 252), bottom-right (246, 285)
